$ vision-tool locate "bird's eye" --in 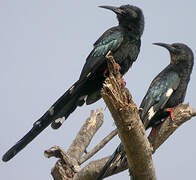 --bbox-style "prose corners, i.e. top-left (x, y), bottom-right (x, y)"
top-left (172, 45), bottom-right (181, 53)
top-left (173, 45), bottom-right (180, 49)
top-left (118, 8), bottom-right (126, 15)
